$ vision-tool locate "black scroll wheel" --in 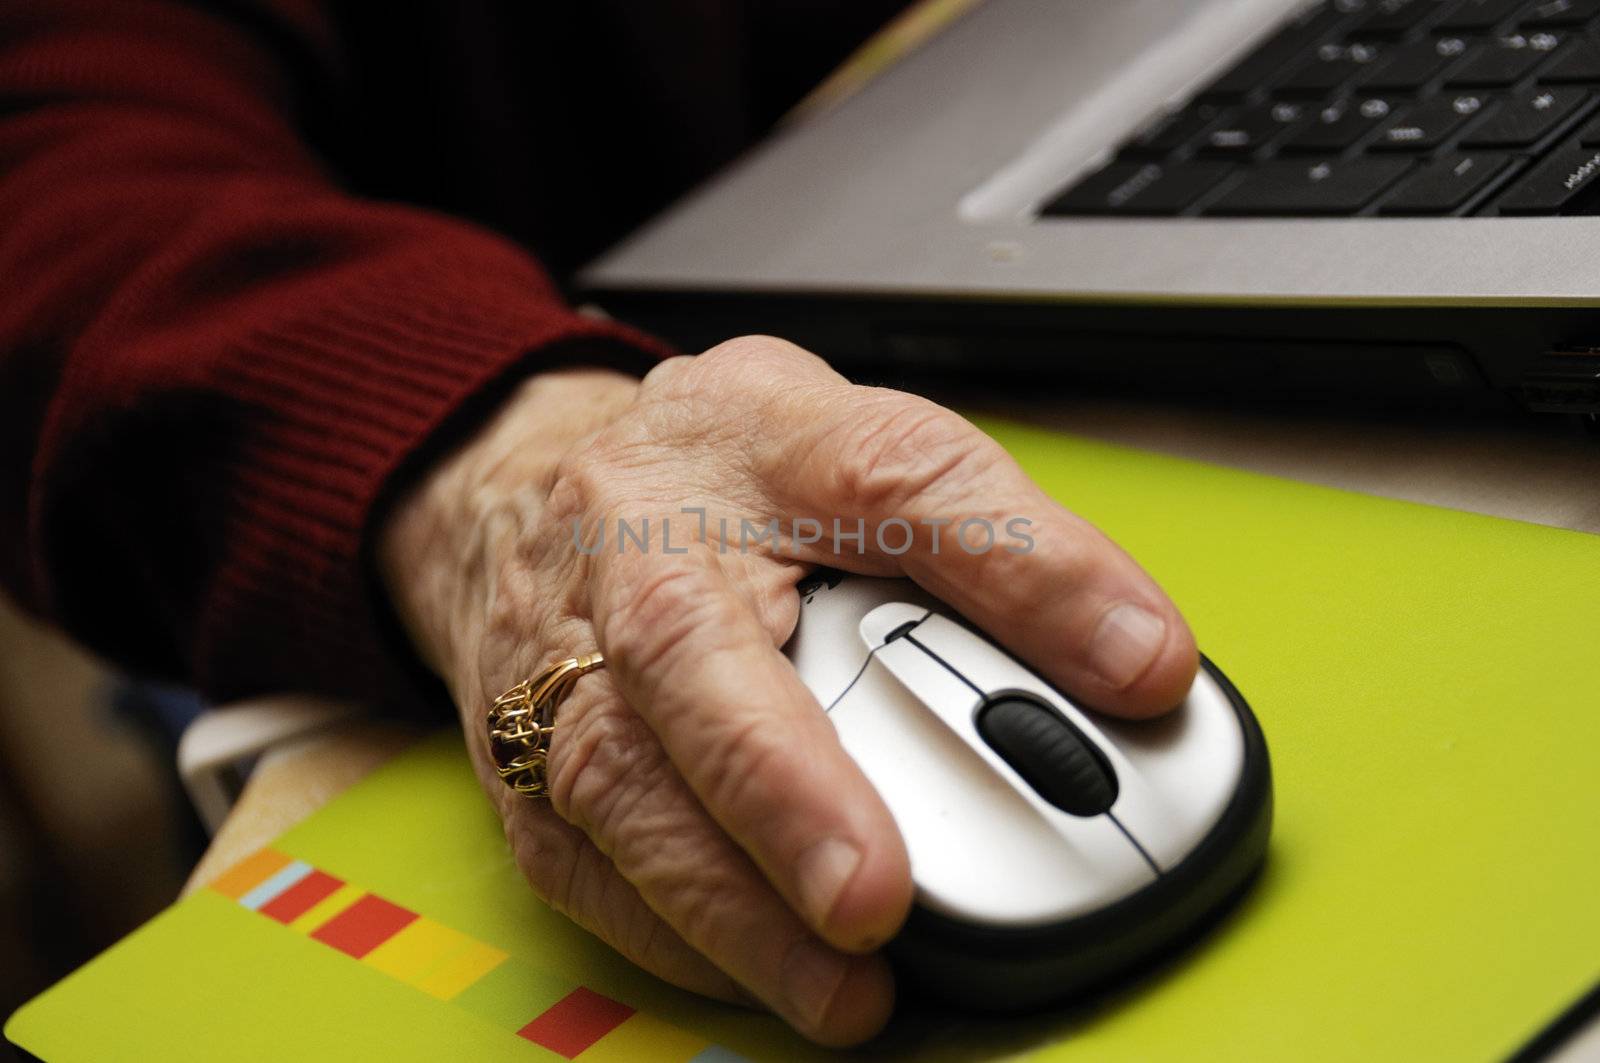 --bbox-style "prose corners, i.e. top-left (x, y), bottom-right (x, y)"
top-left (976, 695), bottom-right (1119, 816)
